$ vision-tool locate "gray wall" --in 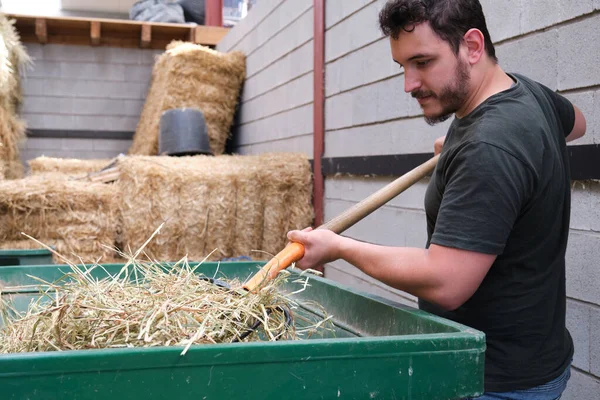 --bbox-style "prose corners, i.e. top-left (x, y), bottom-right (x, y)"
top-left (216, 0), bottom-right (314, 157)
top-left (19, 43), bottom-right (162, 164)
top-left (219, 0), bottom-right (600, 397)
